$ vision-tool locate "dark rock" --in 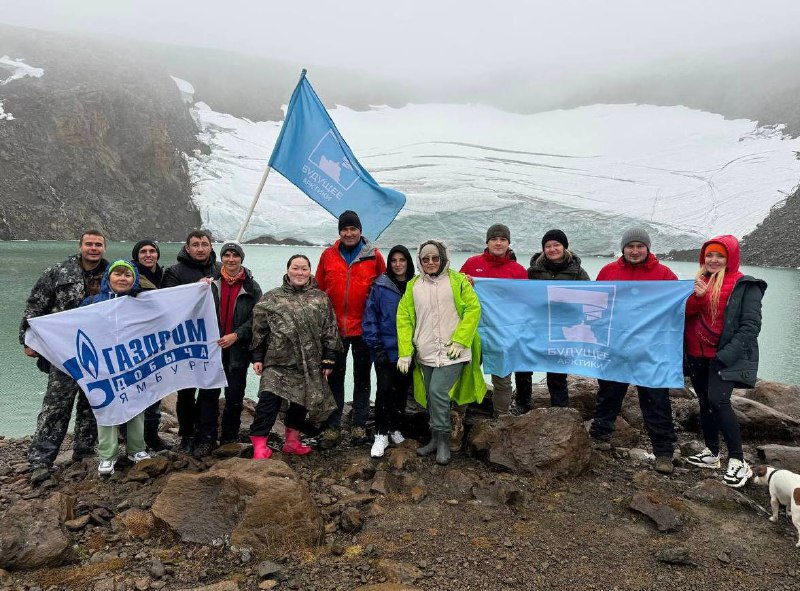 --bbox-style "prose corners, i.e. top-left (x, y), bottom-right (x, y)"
top-left (151, 458), bottom-right (323, 550)
top-left (64, 514), bottom-right (91, 531)
top-left (374, 559), bottom-right (423, 585)
top-left (442, 469), bottom-right (480, 497)
top-left (655, 547), bottom-right (694, 565)
top-left (756, 444), bottom-right (800, 472)
top-left (472, 479), bottom-right (523, 507)
top-left (739, 381), bottom-right (800, 420)
top-left (128, 456), bottom-right (170, 478)
top-left (258, 561), bottom-right (282, 579)
top-left (629, 492), bottom-right (682, 532)
top-left (340, 507), bottom-right (364, 533)
top-left (469, 408), bottom-right (591, 476)
top-left (0, 497), bottom-right (72, 569)
top-left (343, 459), bottom-right (376, 481)
top-left (678, 396), bottom-right (800, 441)
top-left (683, 479), bottom-right (763, 513)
